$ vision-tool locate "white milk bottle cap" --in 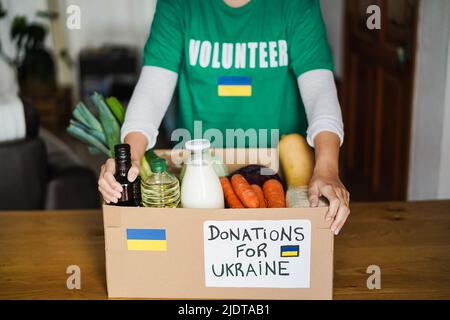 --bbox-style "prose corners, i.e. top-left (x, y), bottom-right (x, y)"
top-left (185, 139), bottom-right (211, 152)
